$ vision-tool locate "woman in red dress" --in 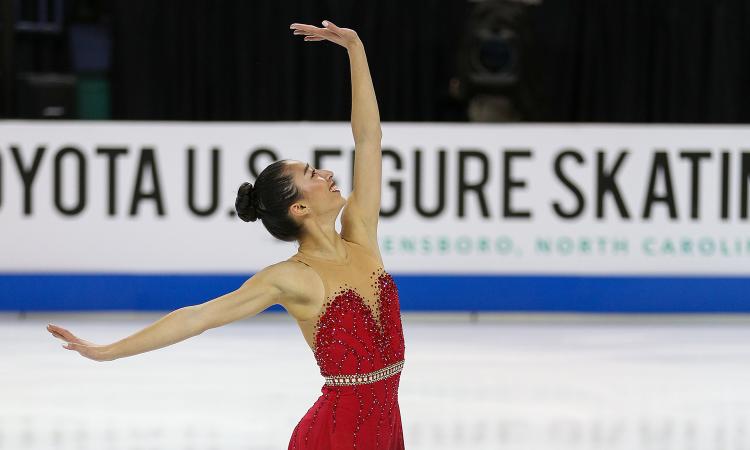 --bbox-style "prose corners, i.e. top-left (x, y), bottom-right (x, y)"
top-left (47, 20), bottom-right (406, 449)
